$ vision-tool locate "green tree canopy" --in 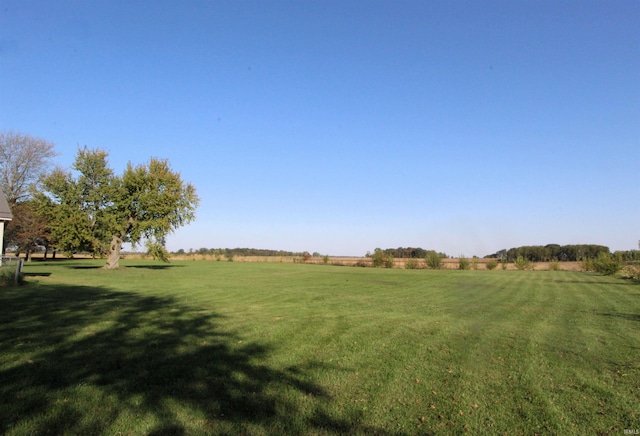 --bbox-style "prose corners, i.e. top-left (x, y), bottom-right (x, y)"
top-left (35, 147), bottom-right (199, 269)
